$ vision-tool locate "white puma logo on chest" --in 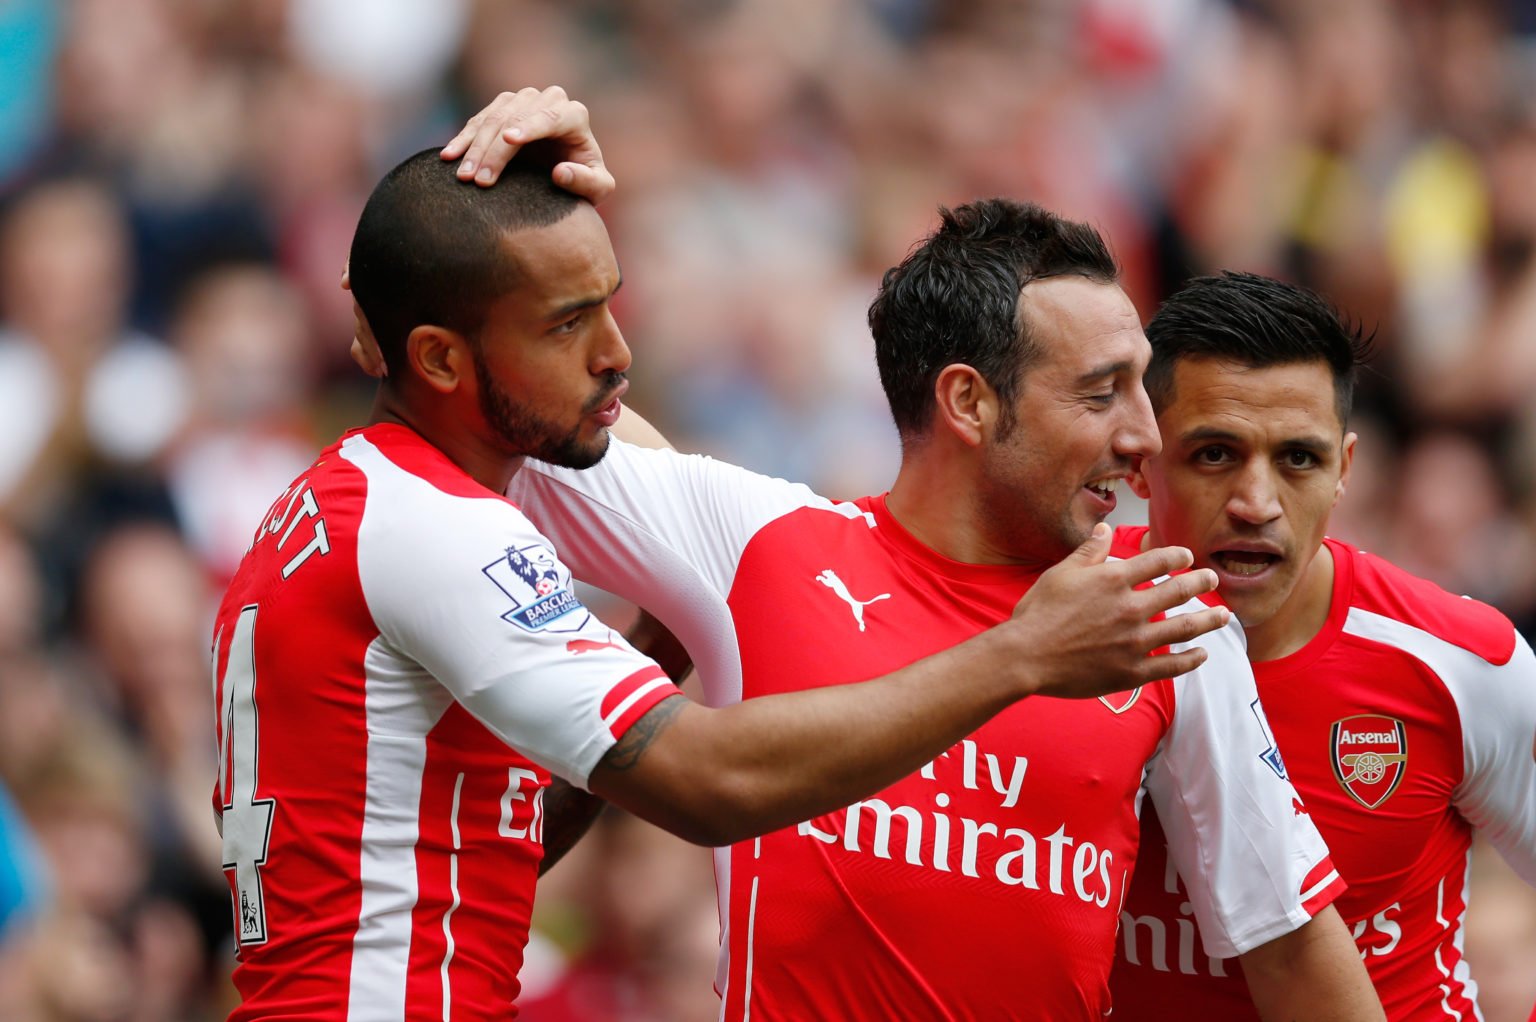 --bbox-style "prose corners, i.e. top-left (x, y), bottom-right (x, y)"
top-left (815, 569), bottom-right (890, 632)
